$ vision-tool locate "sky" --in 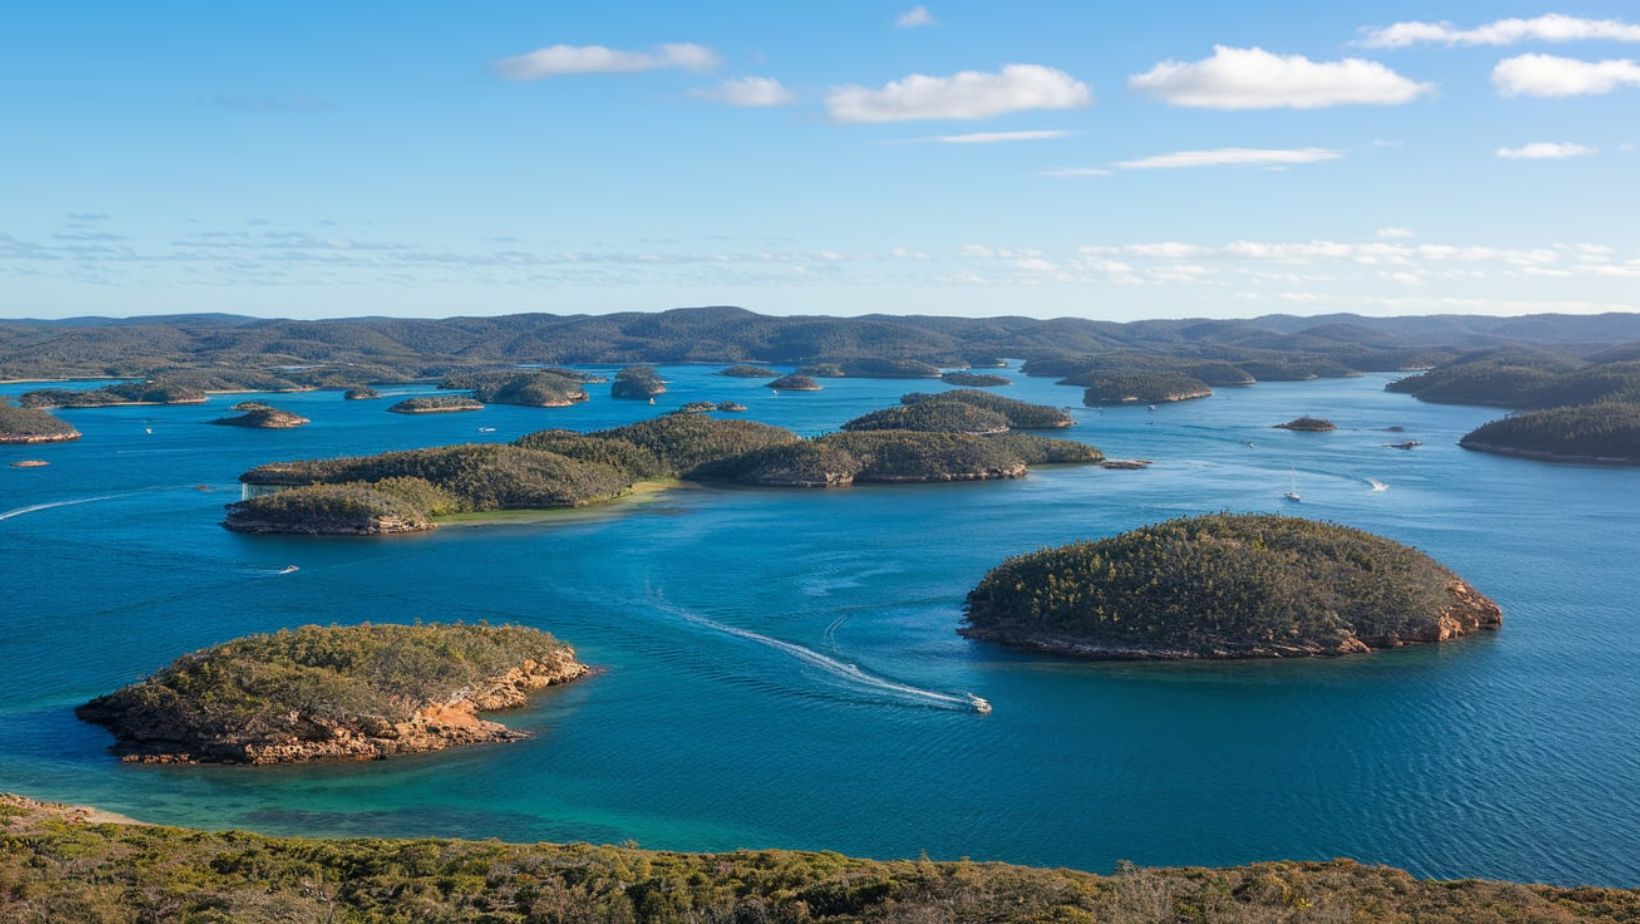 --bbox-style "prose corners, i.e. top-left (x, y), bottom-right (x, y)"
top-left (2, 1), bottom-right (1639, 321)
